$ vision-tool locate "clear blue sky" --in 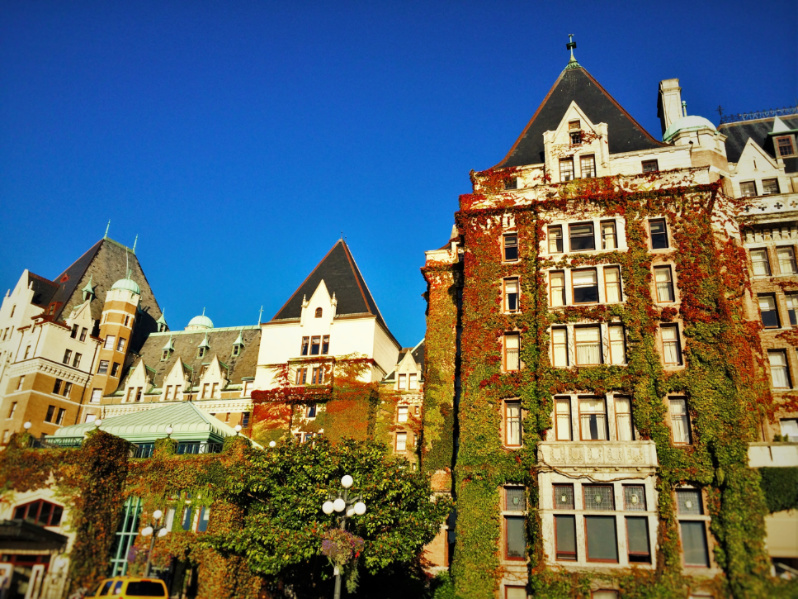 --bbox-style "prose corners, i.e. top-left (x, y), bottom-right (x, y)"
top-left (2, 1), bottom-right (796, 347)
